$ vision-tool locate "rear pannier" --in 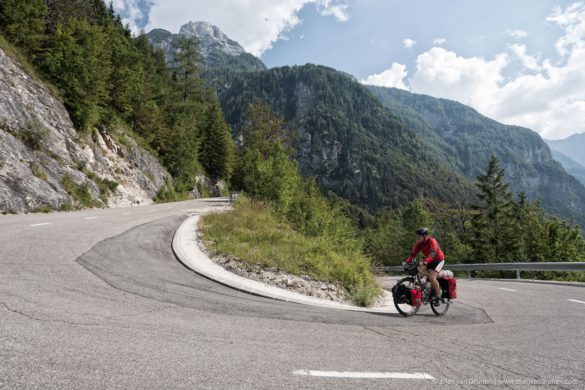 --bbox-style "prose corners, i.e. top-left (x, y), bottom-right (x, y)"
top-left (439, 277), bottom-right (457, 299)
